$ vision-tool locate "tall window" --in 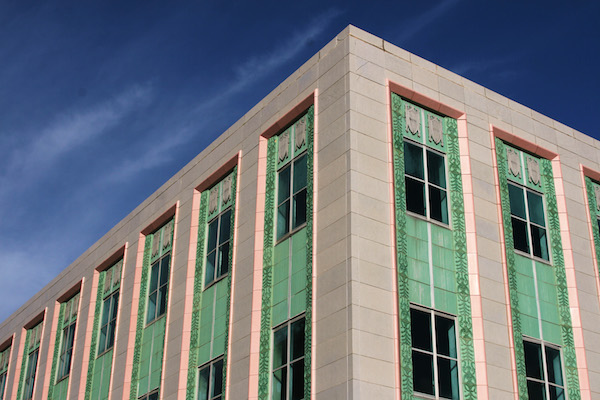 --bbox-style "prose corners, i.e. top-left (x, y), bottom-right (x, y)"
top-left (57, 293), bottom-right (80, 381)
top-left (23, 322), bottom-right (42, 400)
top-left (523, 339), bottom-right (565, 400)
top-left (139, 391), bottom-right (158, 400)
top-left (508, 183), bottom-right (549, 260)
top-left (198, 358), bottom-right (223, 400)
top-left (411, 307), bottom-right (459, 400)
top-left (277, 154), bottom-right (307, 240)
top-left (98, 260), bottom-right (122, 355)
top-left (272, 316), bottom-right (305, 400)
top-left (146, 221), bottom-right (173, 325)
top-left (404, 140), bottom-right (448, 224)
top-left (205, 207), bottom-right (232, 287)
top-left (0, 346), bottom-right (10, 400)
